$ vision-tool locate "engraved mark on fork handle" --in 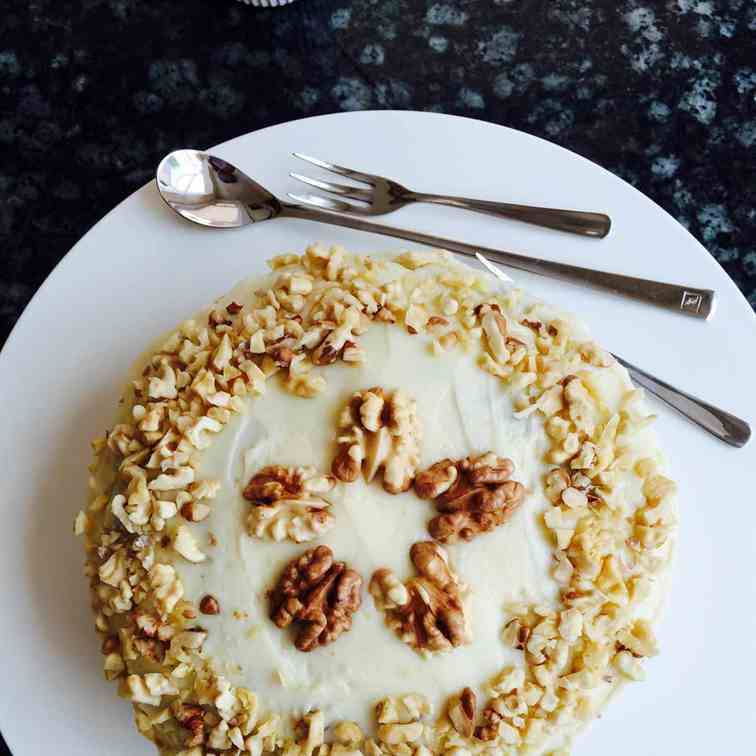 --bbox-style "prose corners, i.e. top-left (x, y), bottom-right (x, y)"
top-left (681, 291), bottom-right (704, 314)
